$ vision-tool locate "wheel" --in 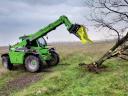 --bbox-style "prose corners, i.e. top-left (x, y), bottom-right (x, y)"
top-left (25, 55), bottom-right (40, 72)
top-left (2, 56), bottom-right (13, 70)
top-left (47, 51), bottom-right (60, 66)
